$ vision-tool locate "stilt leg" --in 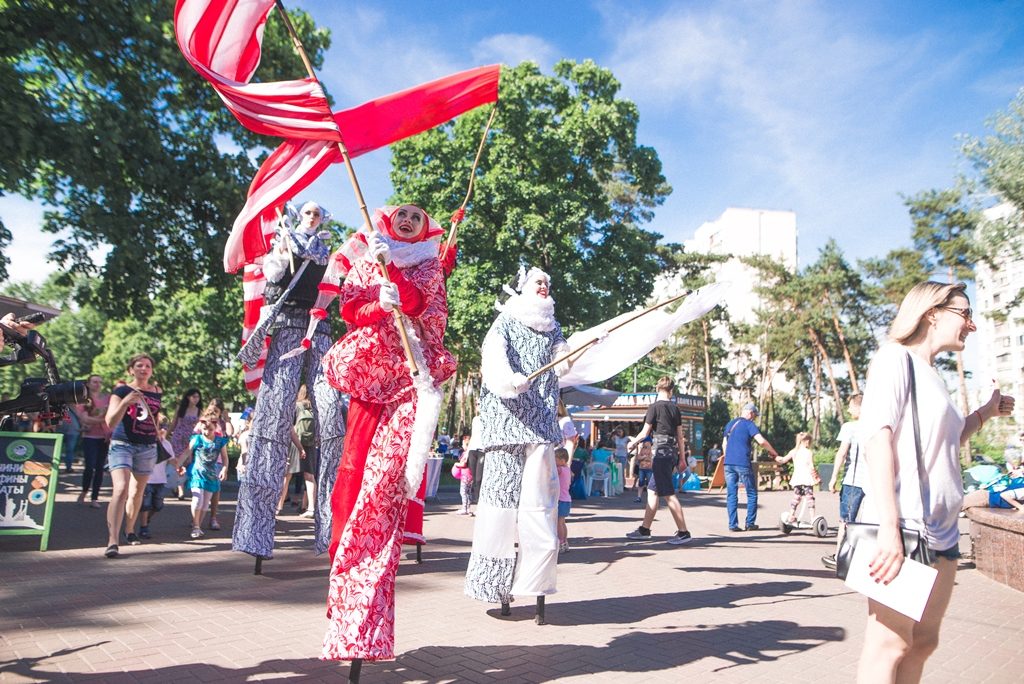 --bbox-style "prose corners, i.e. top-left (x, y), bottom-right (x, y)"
top-left (500, 601), bottom-right (511, 616)
top-left (416, 543), bottom-right (422, 564)
top-left (254, 557), bottom-right (263, 575)
top-left (535, 596), bottom-right (545, 625)
top-left (348, 658), bottom-right (362, 683)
